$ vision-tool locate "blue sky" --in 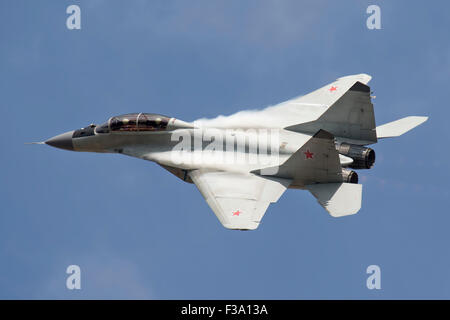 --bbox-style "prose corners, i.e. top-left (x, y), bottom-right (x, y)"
top-left (1, 0), bottom-right (449, 299)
